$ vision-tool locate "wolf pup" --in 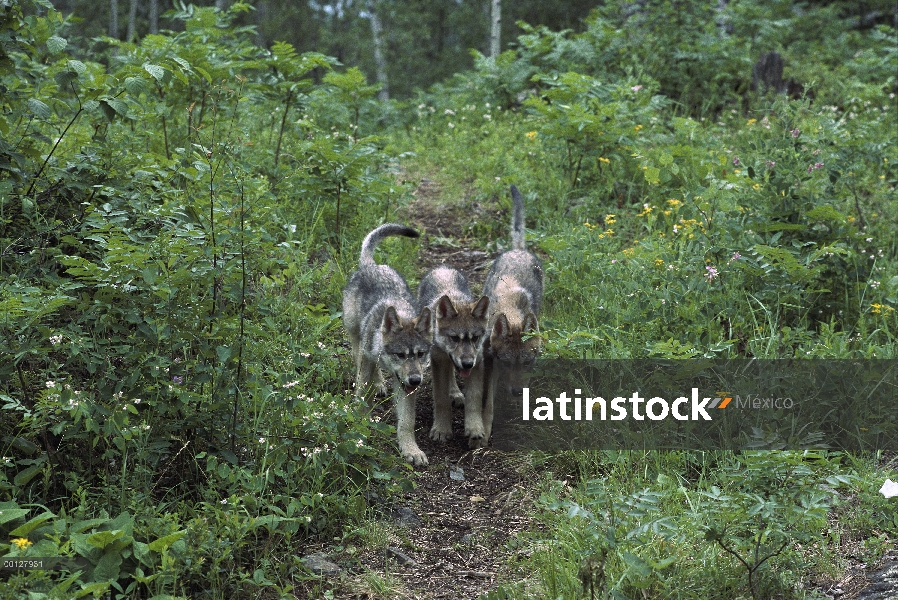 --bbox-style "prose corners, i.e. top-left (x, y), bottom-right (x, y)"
top-left (418, 266), bottom-right (490, 443)
top-left (466, 185), bottom-right (543, 448)
top-left (343, 224), bottom-right (433, 466)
